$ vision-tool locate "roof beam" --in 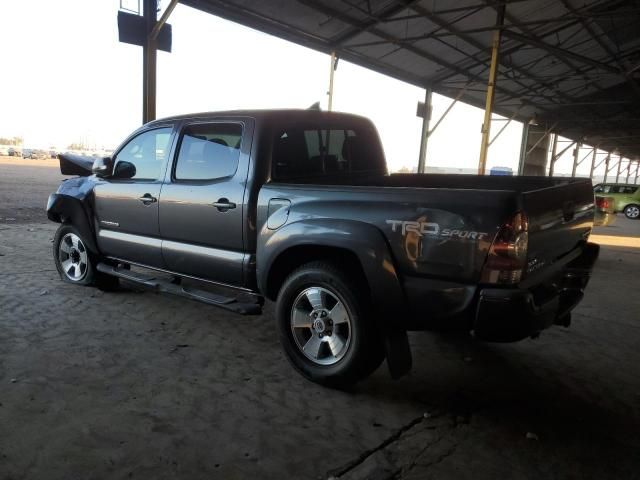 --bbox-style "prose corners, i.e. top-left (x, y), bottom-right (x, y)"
top-left (559, 0), bottom-right (640, 102)
top-left (402, 2), bottom-right (570, 106)
top-left (329, 0), bottom-right (421, 46)
top-left (501, 30), bottom-right (618, 74)
top-left (296, 0), bottom-right (525, 101)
